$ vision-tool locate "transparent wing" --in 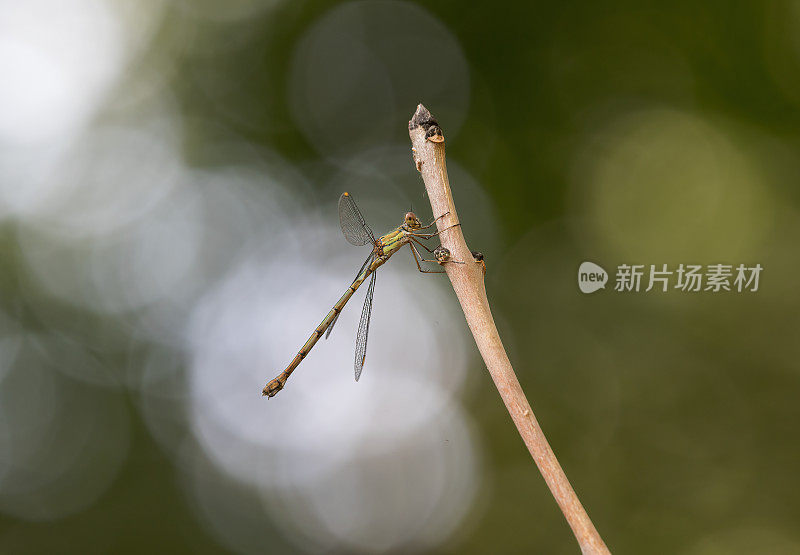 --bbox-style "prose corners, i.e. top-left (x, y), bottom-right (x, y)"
top-left (325, 252), bottom-right (374, 340)
top-left (325, 312), bottom-right (340, 340)
top-left (354, 271), bottom-right (376, 381)
top-left (339, 192), bottom-right (376, 246)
